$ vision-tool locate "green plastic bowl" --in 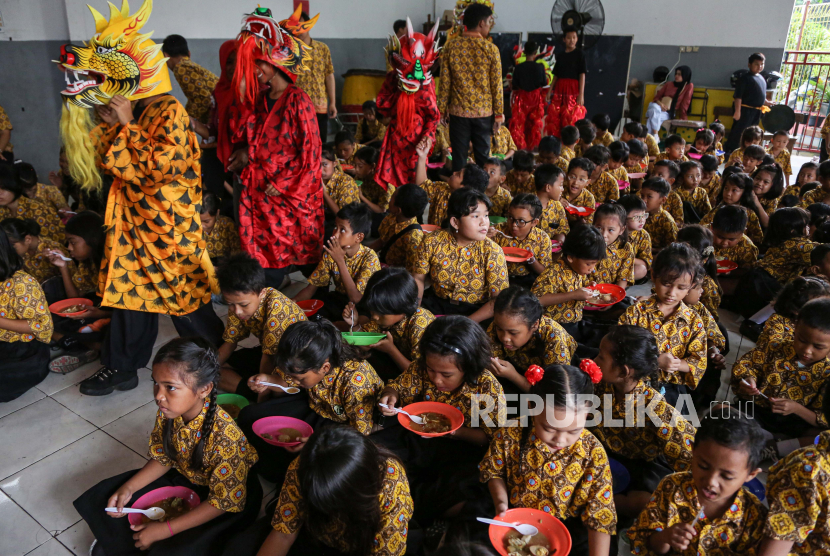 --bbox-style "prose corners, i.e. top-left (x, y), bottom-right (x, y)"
top-left (341, 332), bottom-right (387, 346)
top-left (489, 216), bottom-right (507, 225)
top-left (216, 393), bottom-right (250, 420)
